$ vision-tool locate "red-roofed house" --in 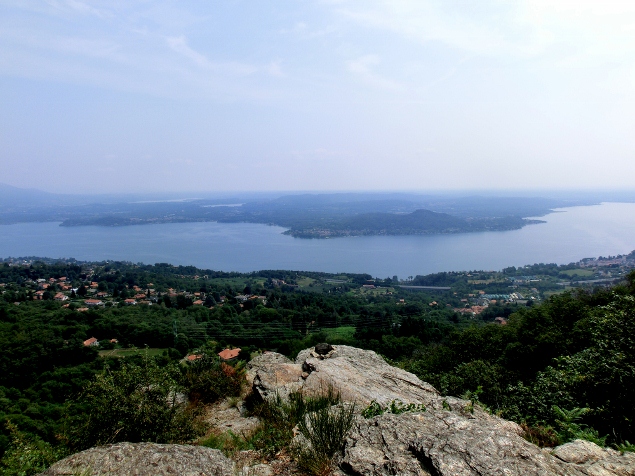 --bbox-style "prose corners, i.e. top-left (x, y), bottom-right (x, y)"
top-left (124, 299), bottom-right (137, 305)
top-left (186, 354), bottom-right (202, 362)
top-left (83, 337), bottom-right (99, 347)
top-left (84, 299), bottom-right (103, 307)
top-left (218, 348), bottom-right (241, 361)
